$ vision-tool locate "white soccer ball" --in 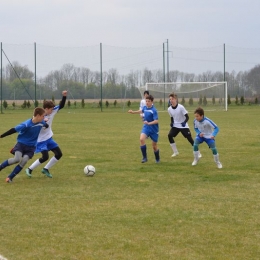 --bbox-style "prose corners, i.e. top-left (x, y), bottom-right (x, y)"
top-left (84, 165), bottom-right (96, 176)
